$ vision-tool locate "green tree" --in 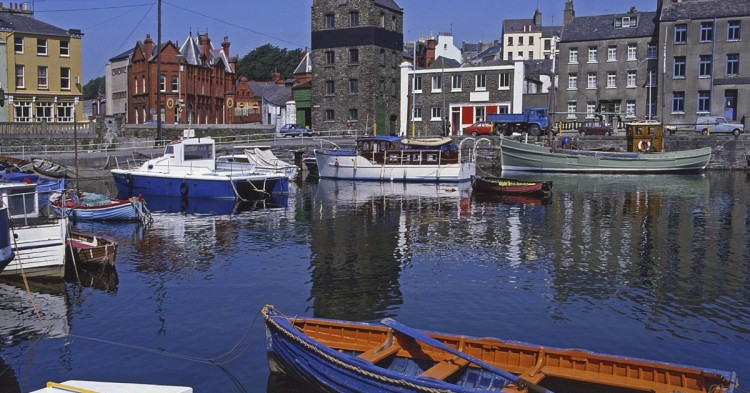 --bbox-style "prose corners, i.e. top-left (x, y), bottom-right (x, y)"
top-left (237, 44), bottom-right (303, 81)
top-left (82, 76), bottom-right (105, 100)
